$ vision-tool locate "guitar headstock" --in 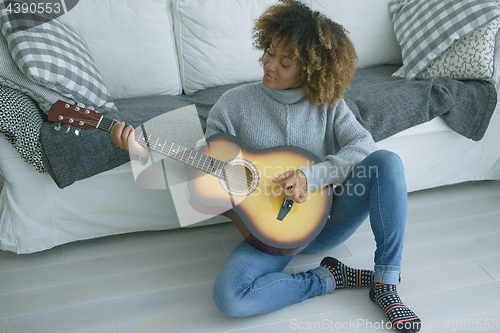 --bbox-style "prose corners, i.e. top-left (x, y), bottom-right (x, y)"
top-left (48, 100), bottom-right (100, 130)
